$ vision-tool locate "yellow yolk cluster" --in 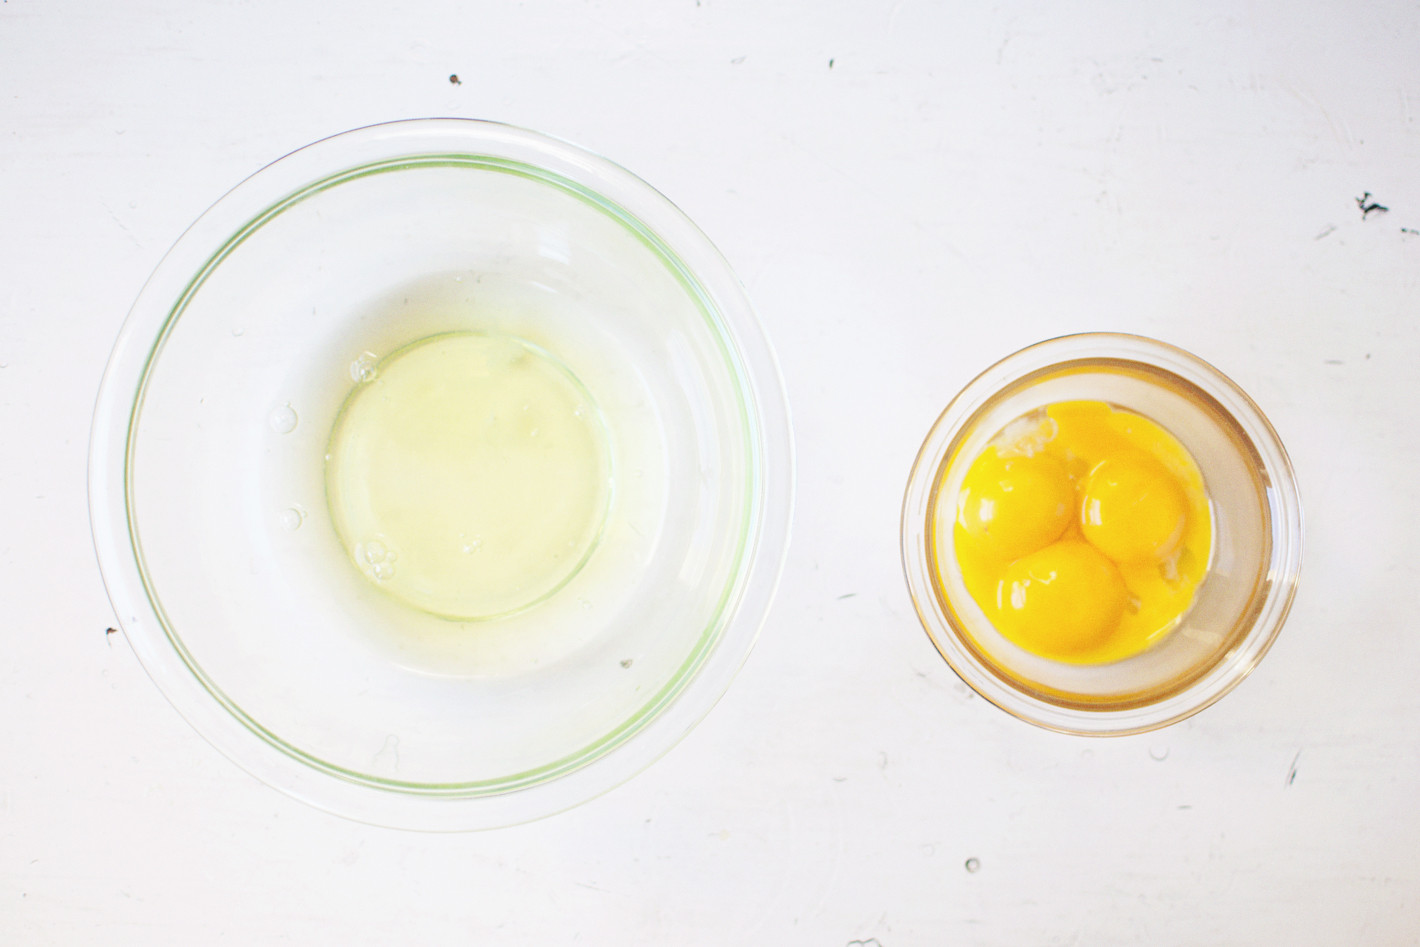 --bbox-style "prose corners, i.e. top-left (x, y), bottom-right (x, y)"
top-left (950, 400), bottom-right (1212, 664)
